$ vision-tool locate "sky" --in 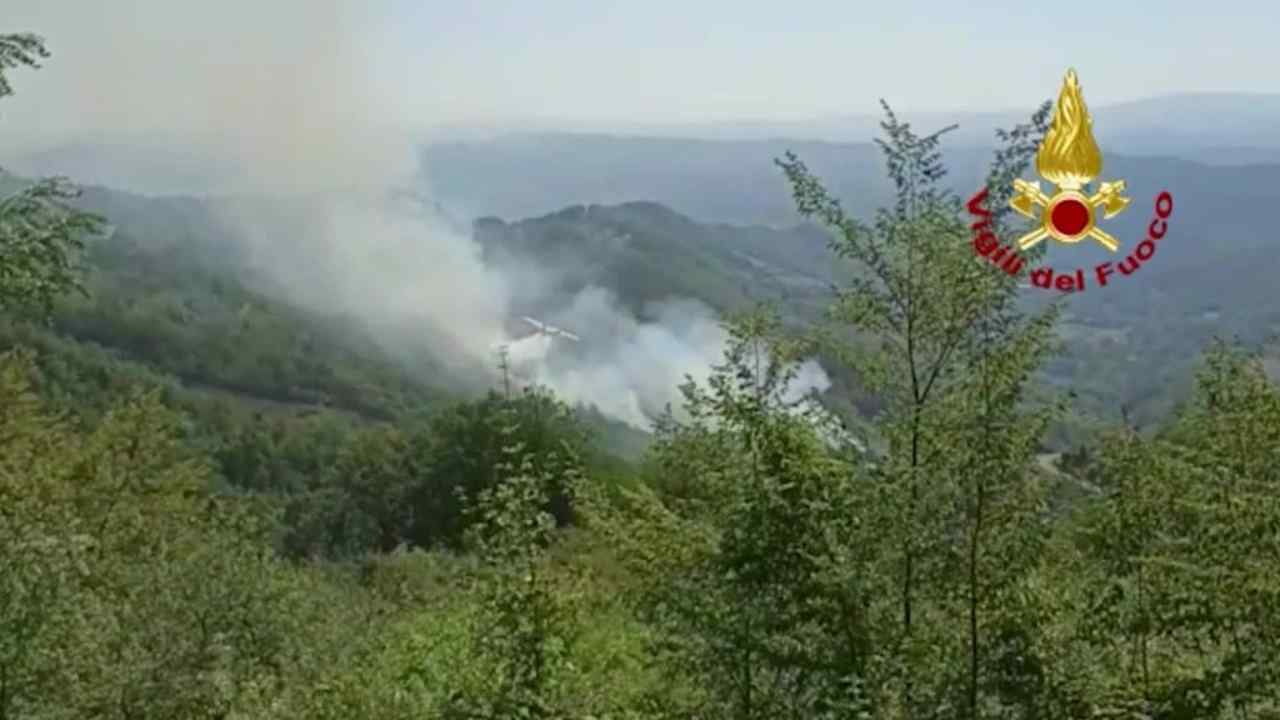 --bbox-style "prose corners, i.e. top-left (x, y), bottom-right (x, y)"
top-left (1, 0), bottom-right (1277, 146)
